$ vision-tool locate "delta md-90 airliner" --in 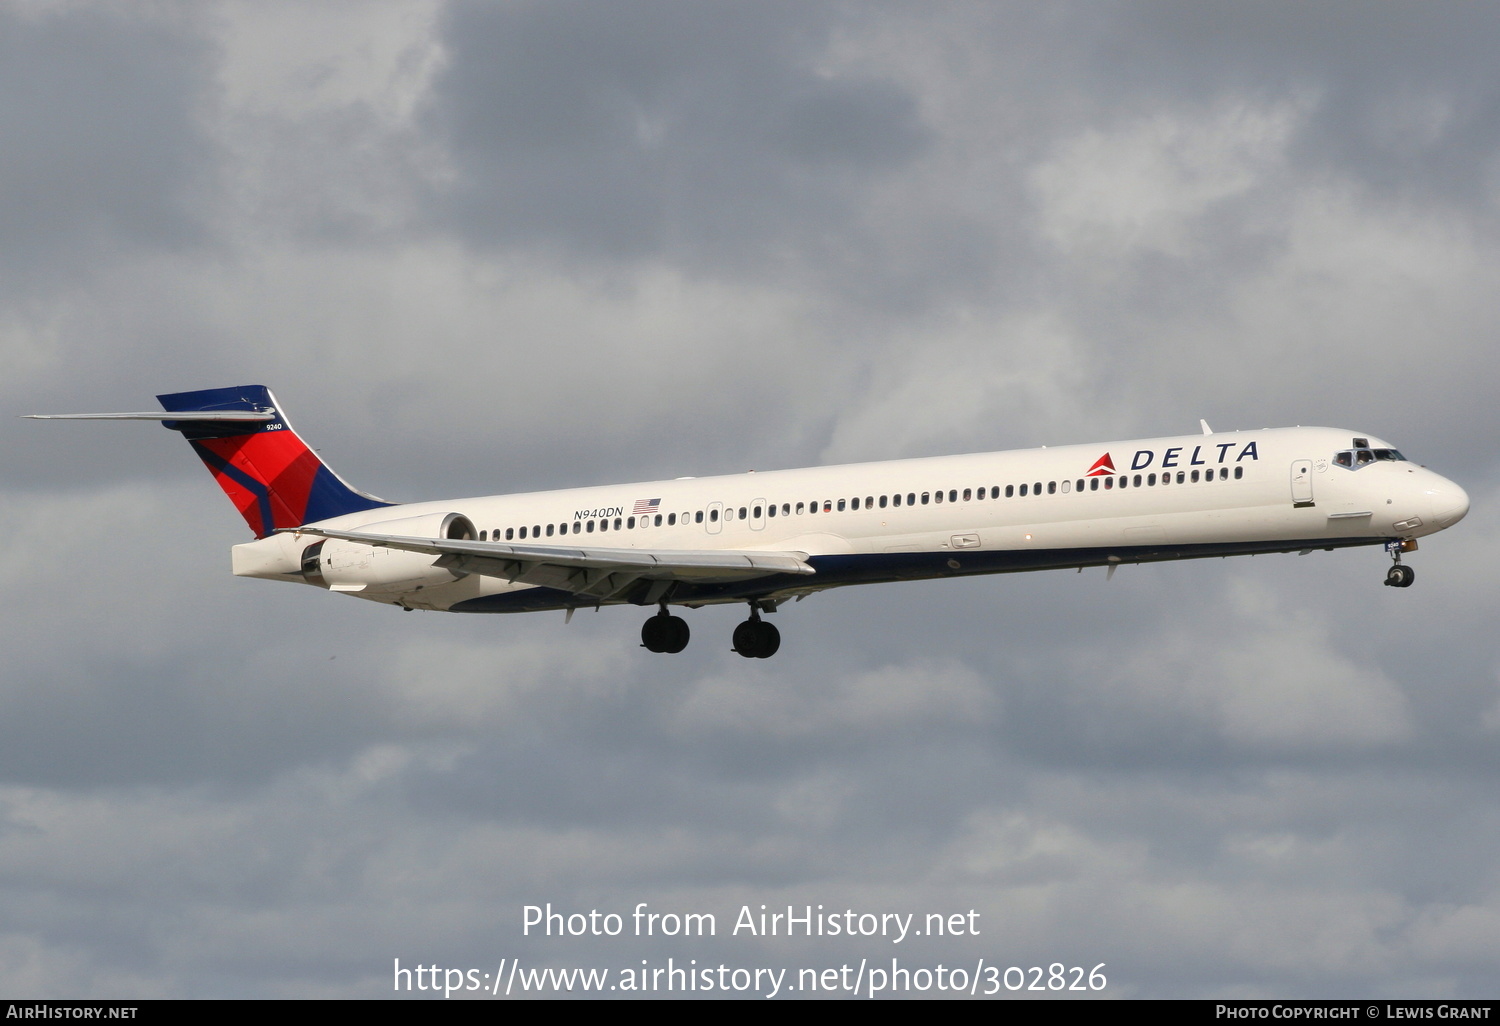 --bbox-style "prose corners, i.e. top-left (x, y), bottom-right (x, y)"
top-left (30, 385), bottom-right (1469, 658)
